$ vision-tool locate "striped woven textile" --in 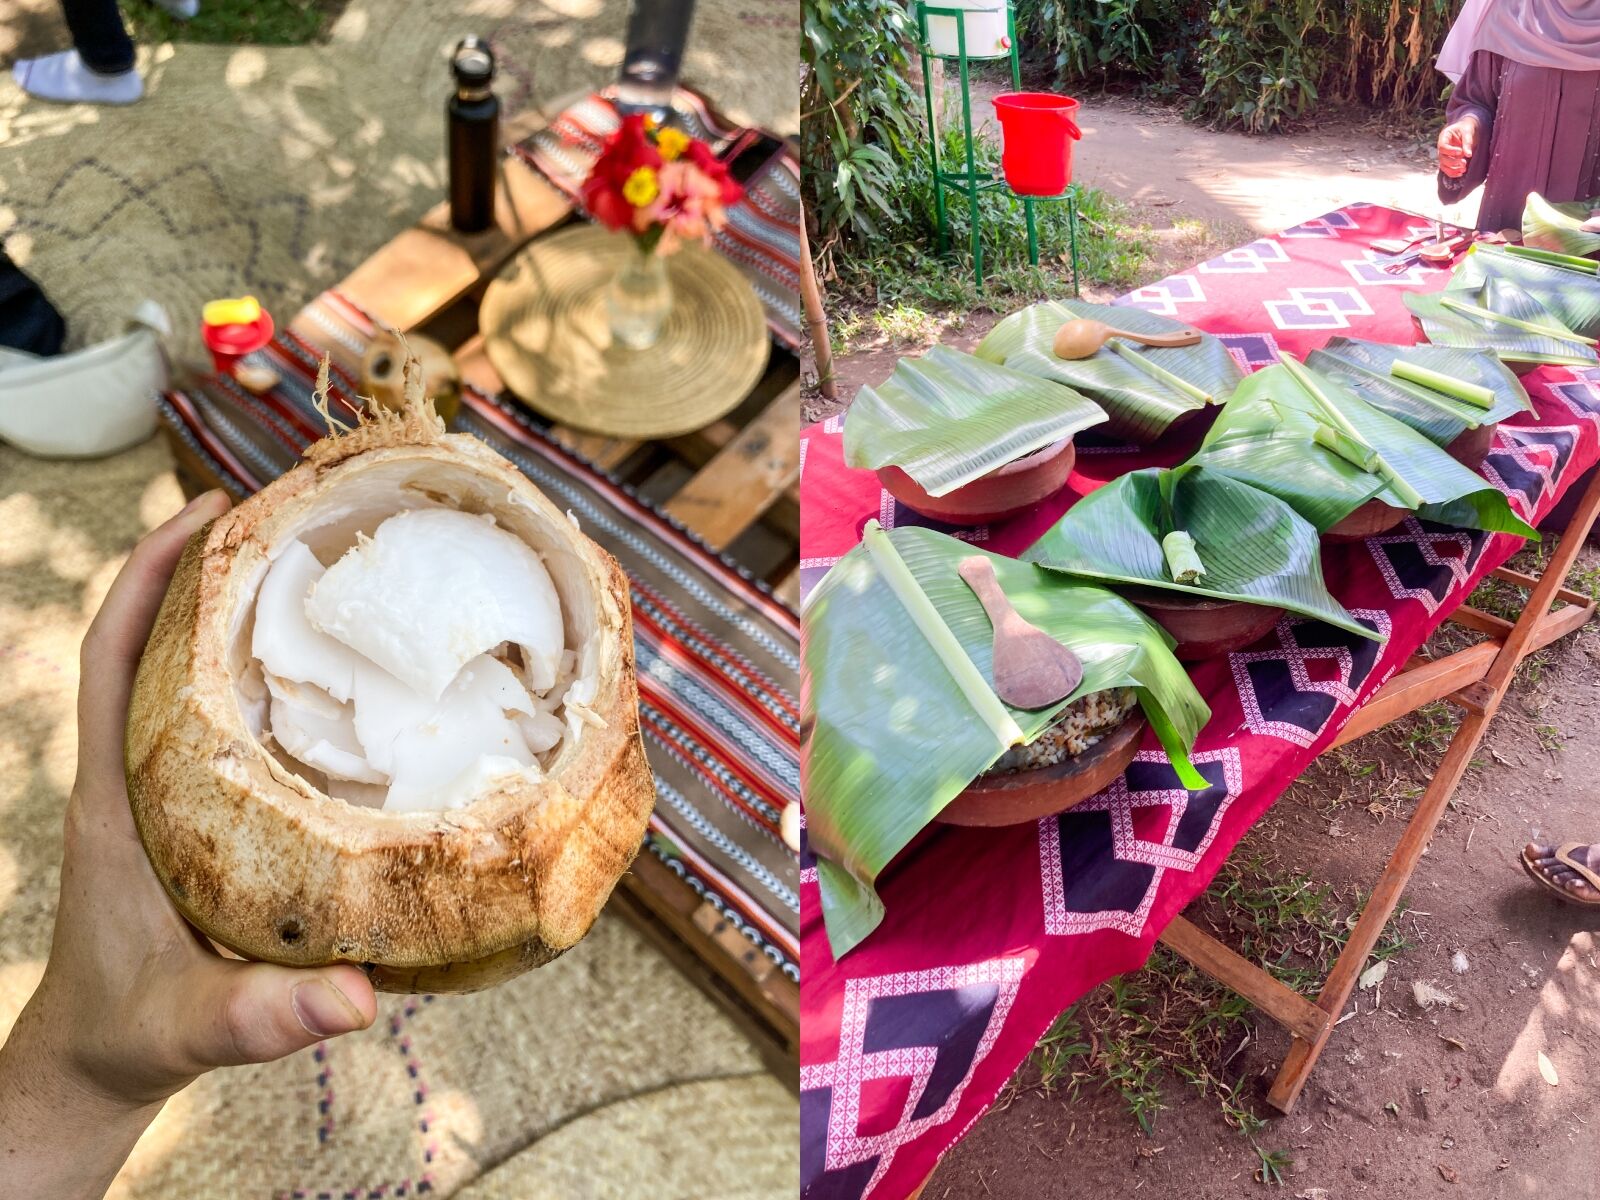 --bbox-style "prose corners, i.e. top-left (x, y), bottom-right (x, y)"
top-left (160, 292), bottom-right (801, 978)
top-left (510, 86), bottom-right (802, 350)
